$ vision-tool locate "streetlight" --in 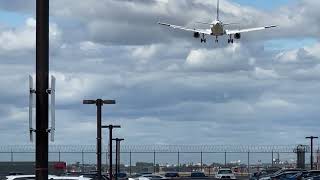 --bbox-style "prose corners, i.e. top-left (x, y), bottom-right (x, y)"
top-left (306, 136), bottom-right (318, 170)
top-left (112, 138), bottom-right (124, 180)
top-left (102, 125), bottom-right (121, 180)
top-left (83, 99), bottom-right (116, 180)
